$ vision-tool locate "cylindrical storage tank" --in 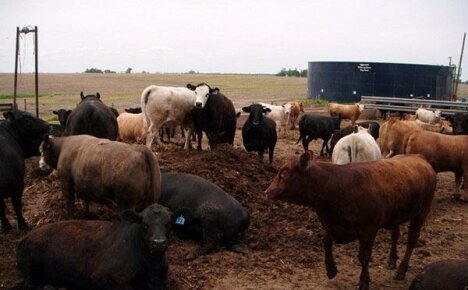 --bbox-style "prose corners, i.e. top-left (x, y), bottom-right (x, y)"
top-left (307, 61), bottom-right (455, 102)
